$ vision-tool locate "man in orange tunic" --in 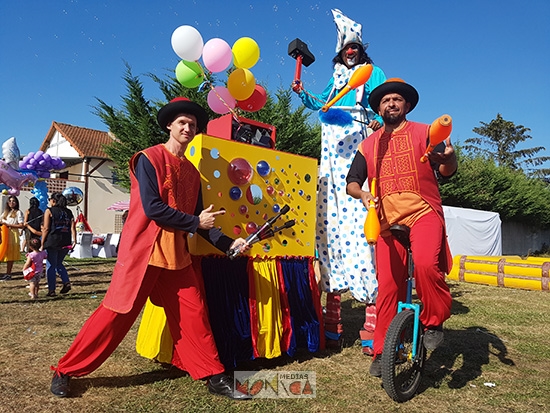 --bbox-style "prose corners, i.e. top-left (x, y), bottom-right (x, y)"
top-left (346, 79), bottom-right (458, 377)
top-left (50, 98), bottom-right (250, 399)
